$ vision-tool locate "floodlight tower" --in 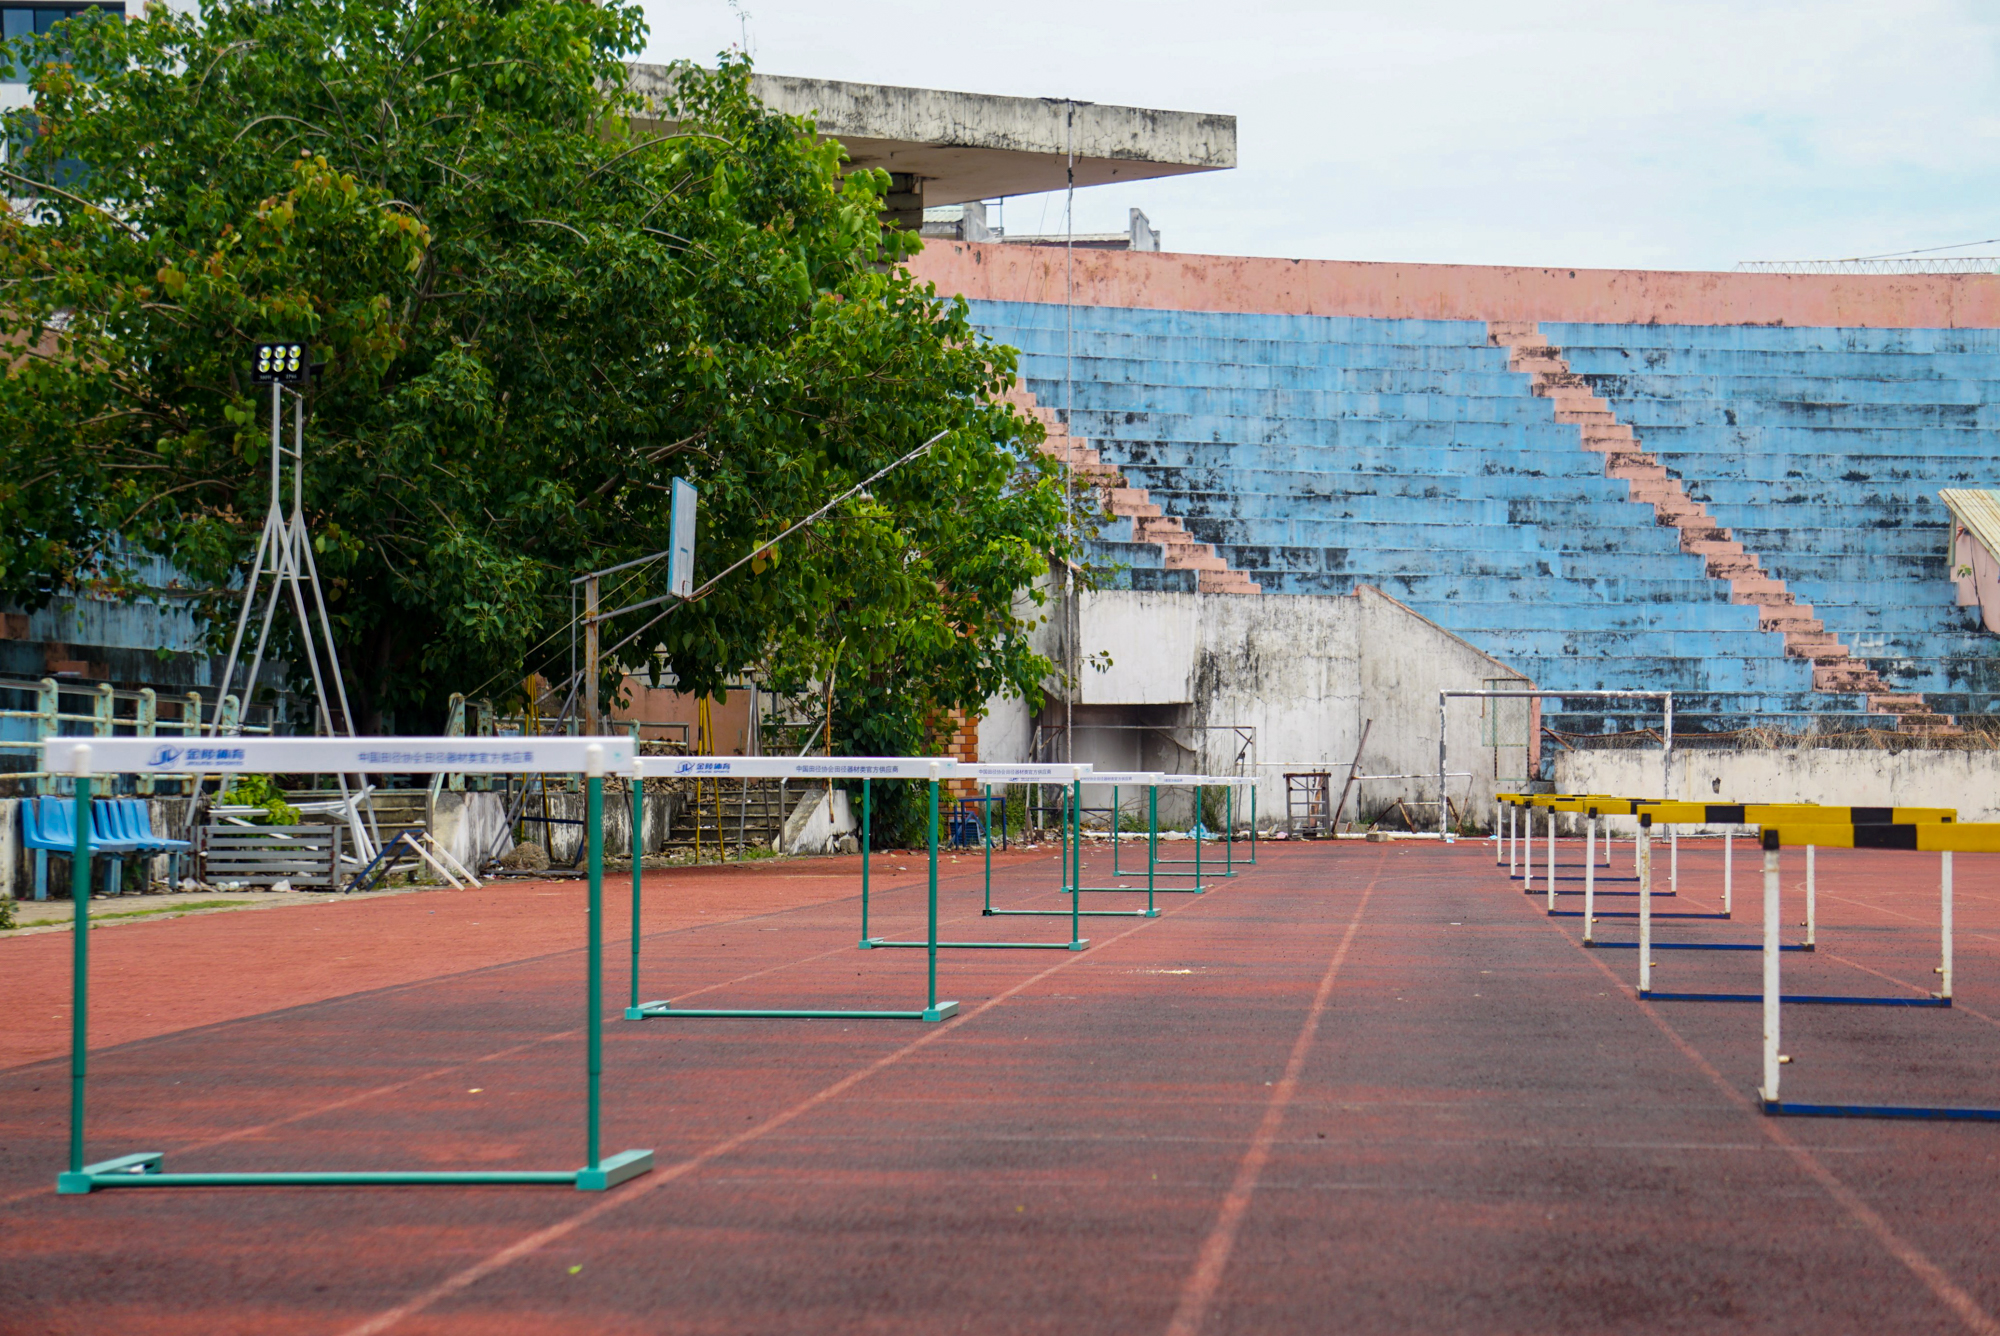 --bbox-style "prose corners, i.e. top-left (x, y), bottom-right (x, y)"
top-left (208, 341), bottom-right (359, 743)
